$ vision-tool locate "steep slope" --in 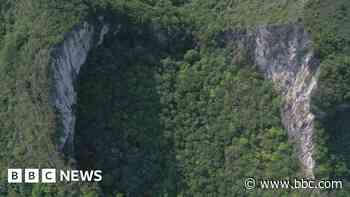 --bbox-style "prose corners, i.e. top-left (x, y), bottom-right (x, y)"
top-left (224, 25), bottom-right (319, 177)
top-left (51, 20), bottom-right (109, 154)
top-left (255, 25), bottom-right (319, 178)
